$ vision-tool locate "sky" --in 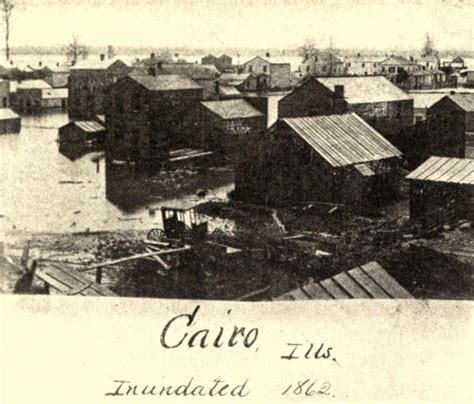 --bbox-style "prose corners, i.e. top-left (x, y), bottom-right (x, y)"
top-left (5, 0), bottom-right (474, 51)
